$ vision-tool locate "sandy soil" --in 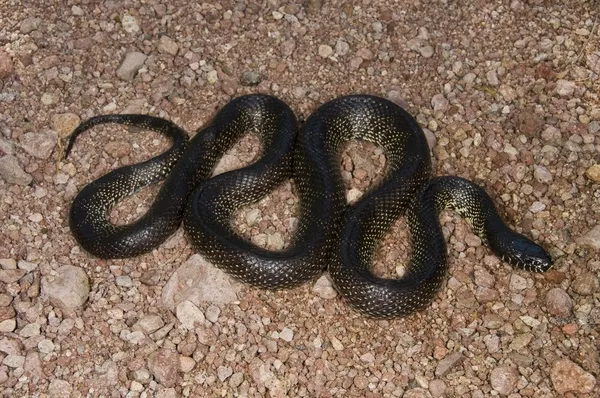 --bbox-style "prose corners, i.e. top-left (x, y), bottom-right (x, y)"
top-left (0, 1), bottom-right (599, 397)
